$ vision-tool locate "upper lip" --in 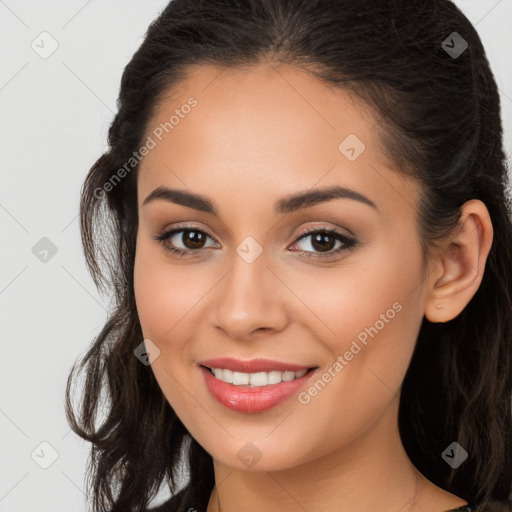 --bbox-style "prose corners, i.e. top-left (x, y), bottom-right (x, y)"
top-left (198, 357), bottom-right (316, 373)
